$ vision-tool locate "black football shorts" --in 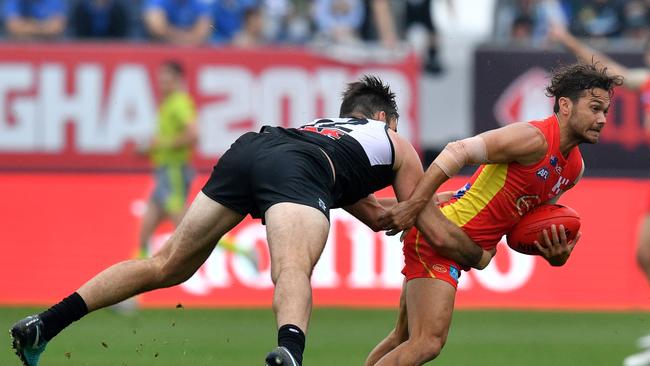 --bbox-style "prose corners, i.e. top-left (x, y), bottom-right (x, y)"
top-left (201, 129), bottom-right (335, 222)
